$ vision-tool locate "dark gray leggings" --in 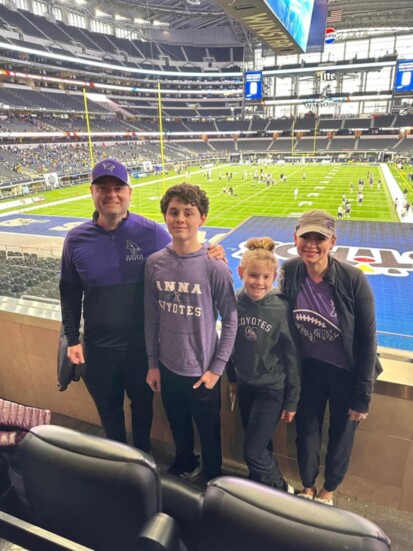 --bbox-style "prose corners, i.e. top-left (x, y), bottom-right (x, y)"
top-left (295, 358), bottom-right (358, 492)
